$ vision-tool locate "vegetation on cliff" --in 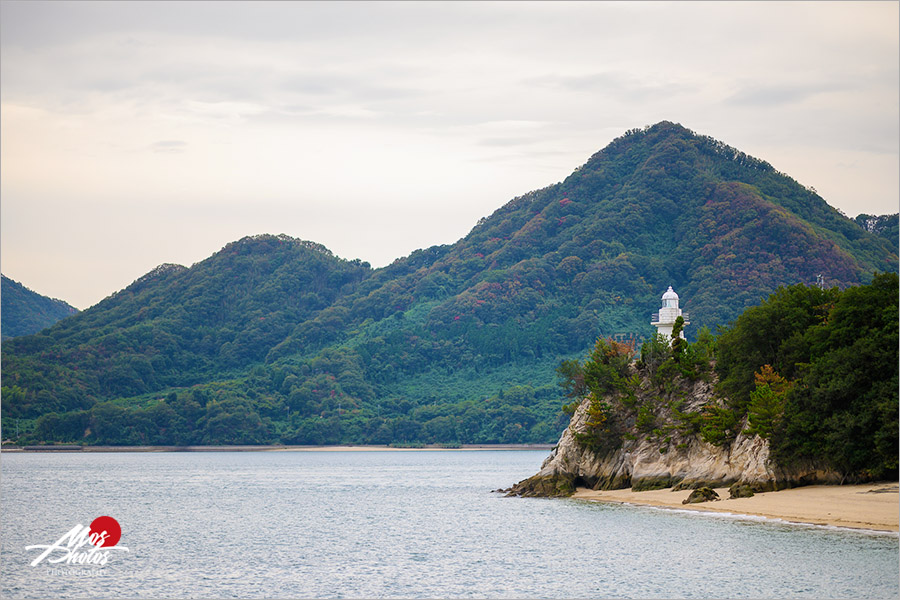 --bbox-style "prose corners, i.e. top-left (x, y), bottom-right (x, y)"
top-left (717, 272), bottom-right (898, 480)
top-left (556, 327), bottom-right (717, 460)
top-left (558, 274), bottom-right (899, 483)
top-left (2, 122), bottom-right (897, 446)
